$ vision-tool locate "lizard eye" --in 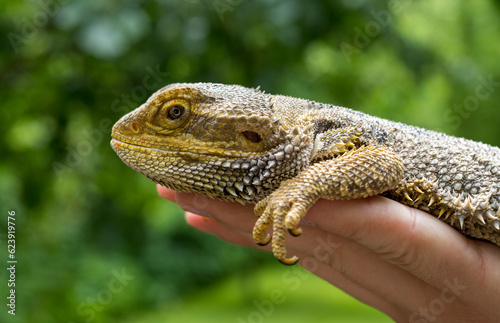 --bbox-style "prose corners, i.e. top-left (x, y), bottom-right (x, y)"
top-left (167, 105), bottom-right (185, 120)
